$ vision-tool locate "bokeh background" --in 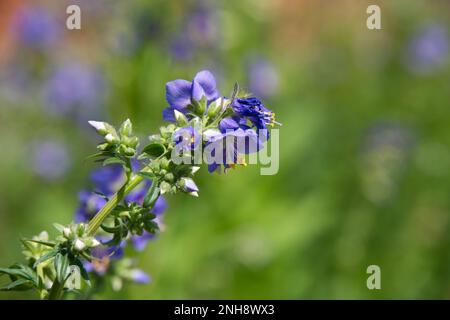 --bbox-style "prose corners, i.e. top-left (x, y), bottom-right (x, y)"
top-left (1, 0), bottom-right (450, 299)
